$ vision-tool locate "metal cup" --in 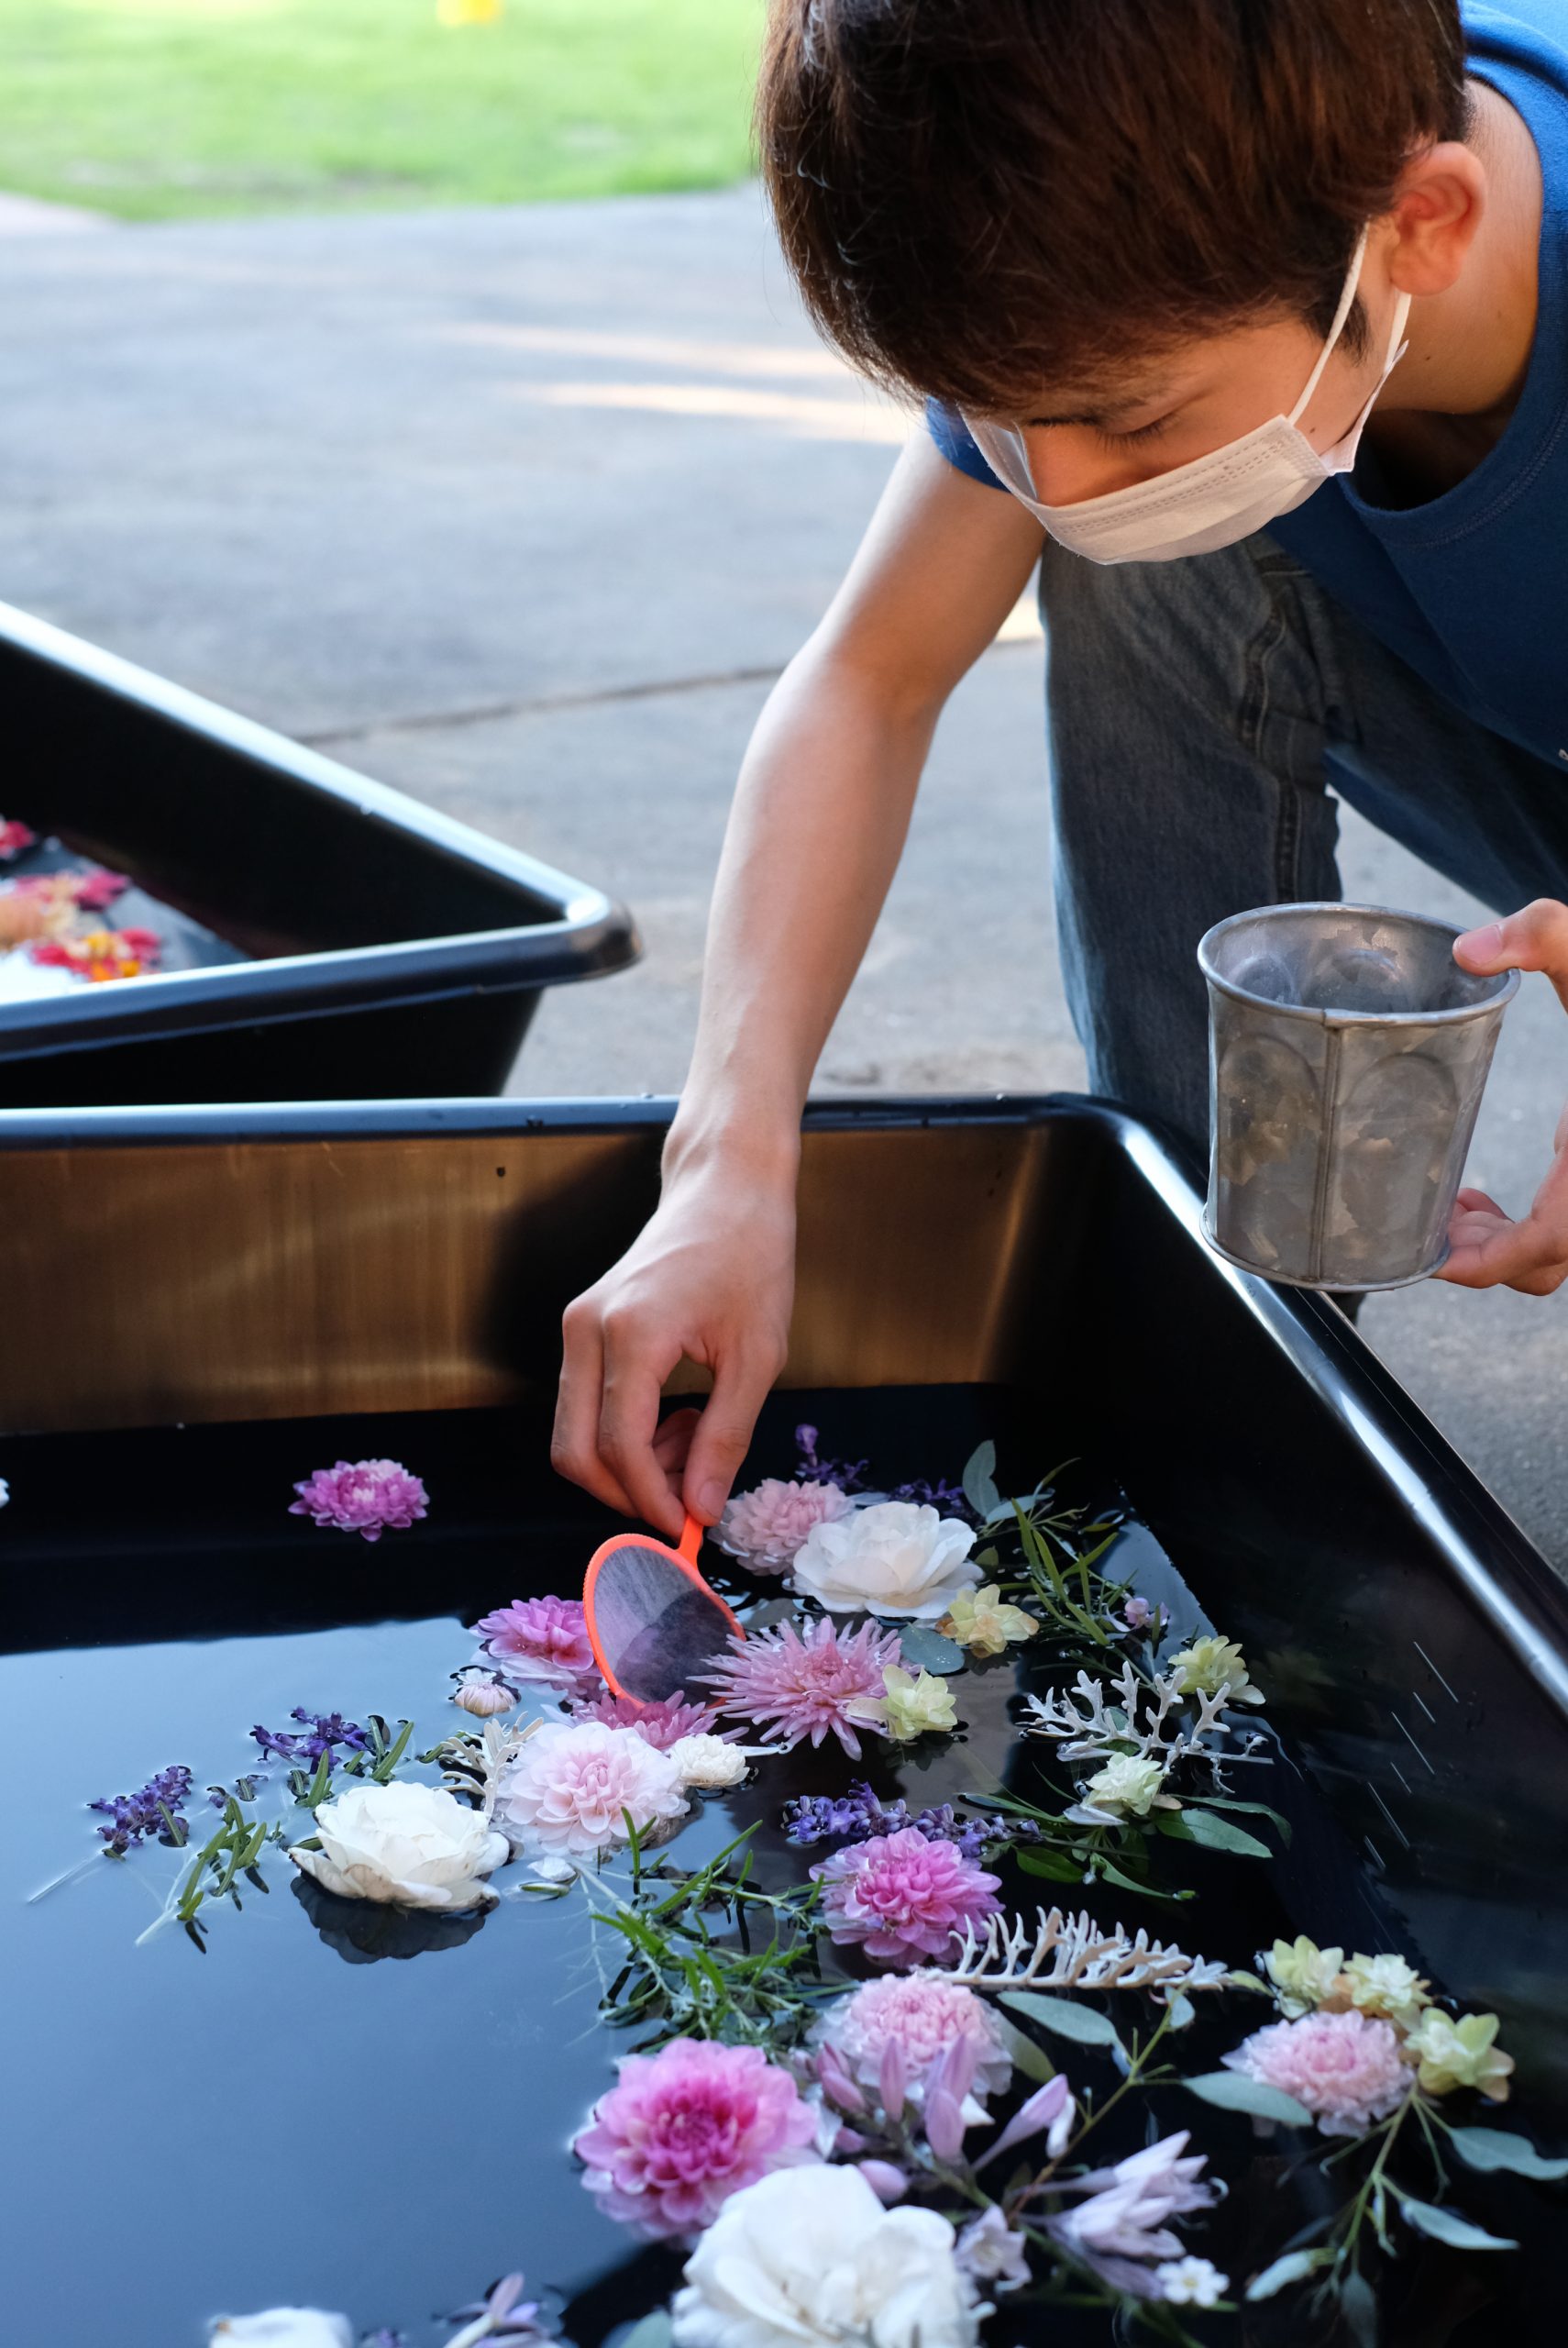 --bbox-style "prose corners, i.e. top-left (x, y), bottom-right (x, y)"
top-left (1198, 903), bottom-right (1518, 1290)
